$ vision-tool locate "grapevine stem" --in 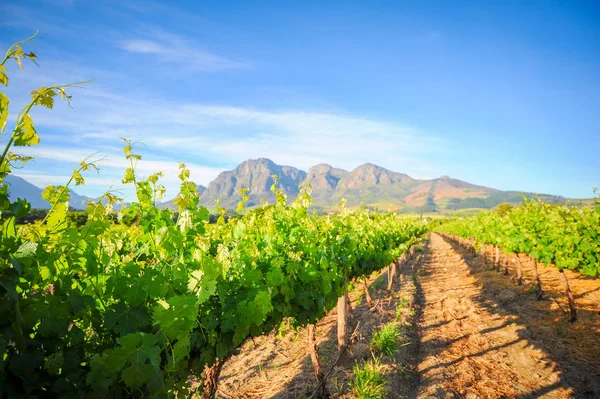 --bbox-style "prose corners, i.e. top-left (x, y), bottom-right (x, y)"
top-left (89, 277), bottom-right (107, 310)
top-left (0, 94), bottom-right (41, 170)
top-left (1, 30), bottom-right (38, 66)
